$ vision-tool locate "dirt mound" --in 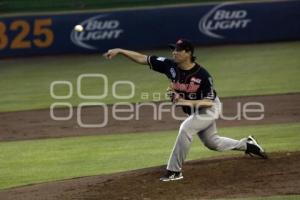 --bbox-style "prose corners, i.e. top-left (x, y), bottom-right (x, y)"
top-left (0, 93), bottom-right (300, 141)
top-left (1, 152), bottom-right (300, 200)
